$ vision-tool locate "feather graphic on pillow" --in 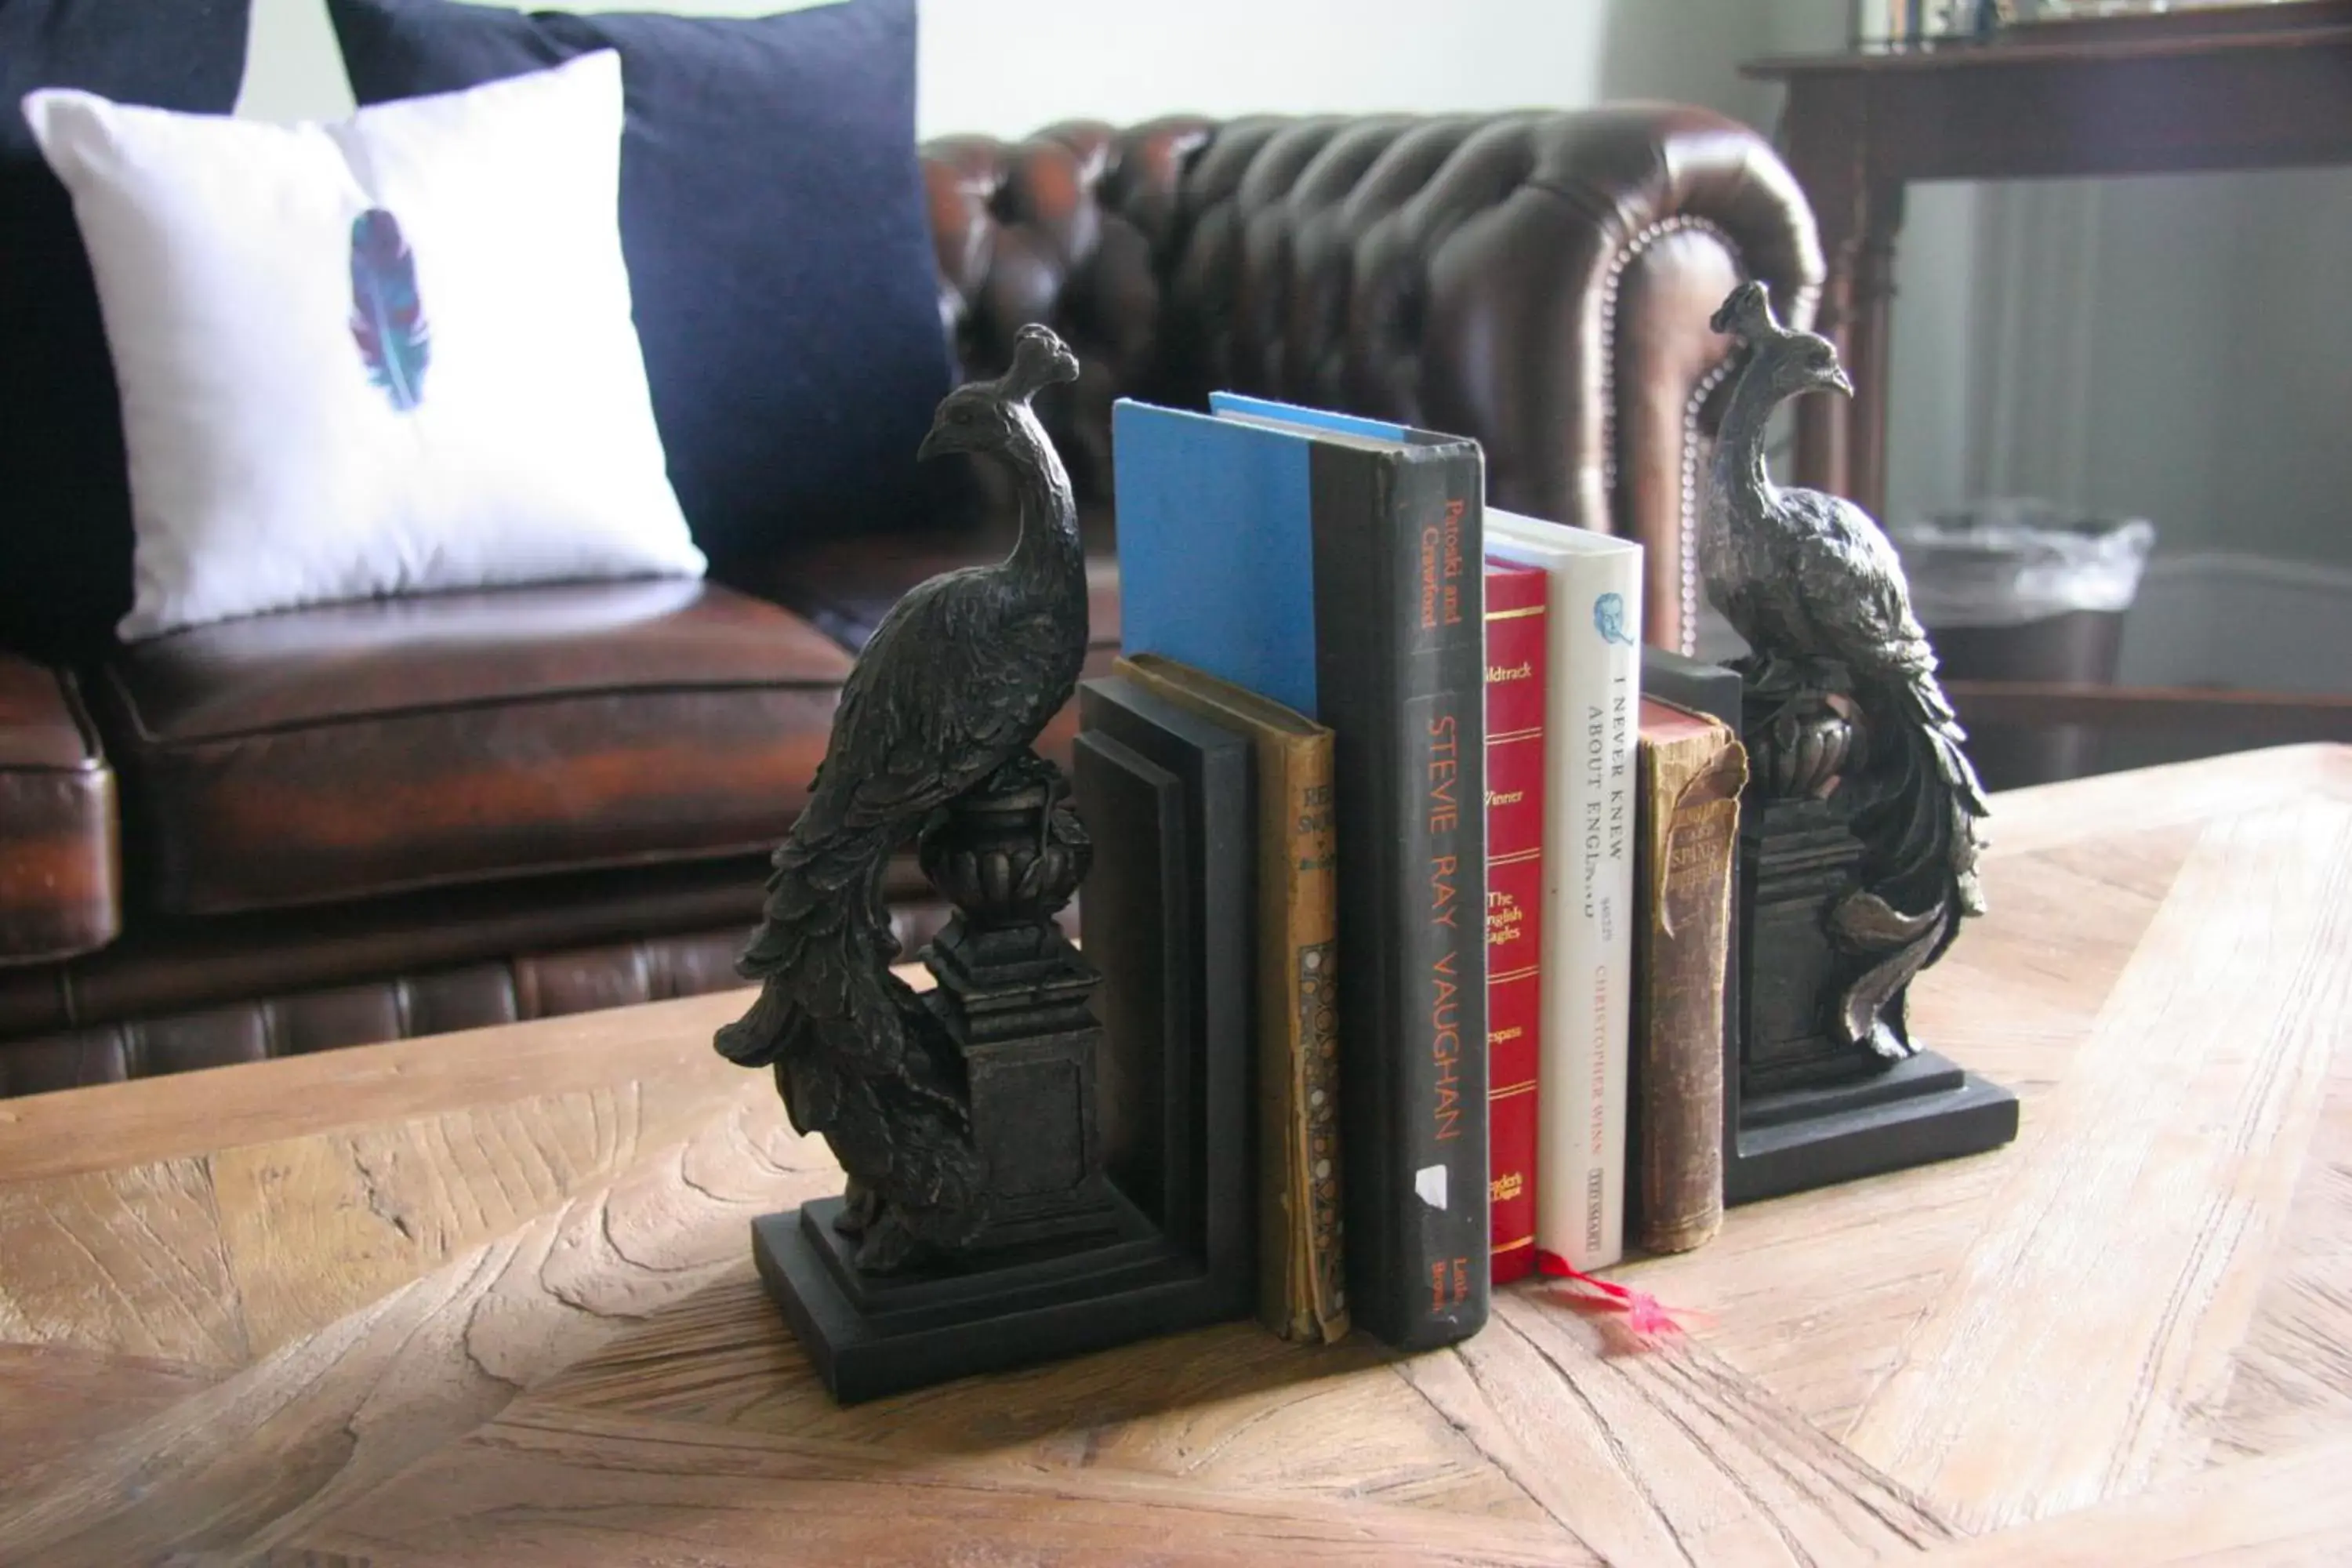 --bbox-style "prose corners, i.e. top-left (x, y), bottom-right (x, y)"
top-left (349, 209), bottom-right (429, 412)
